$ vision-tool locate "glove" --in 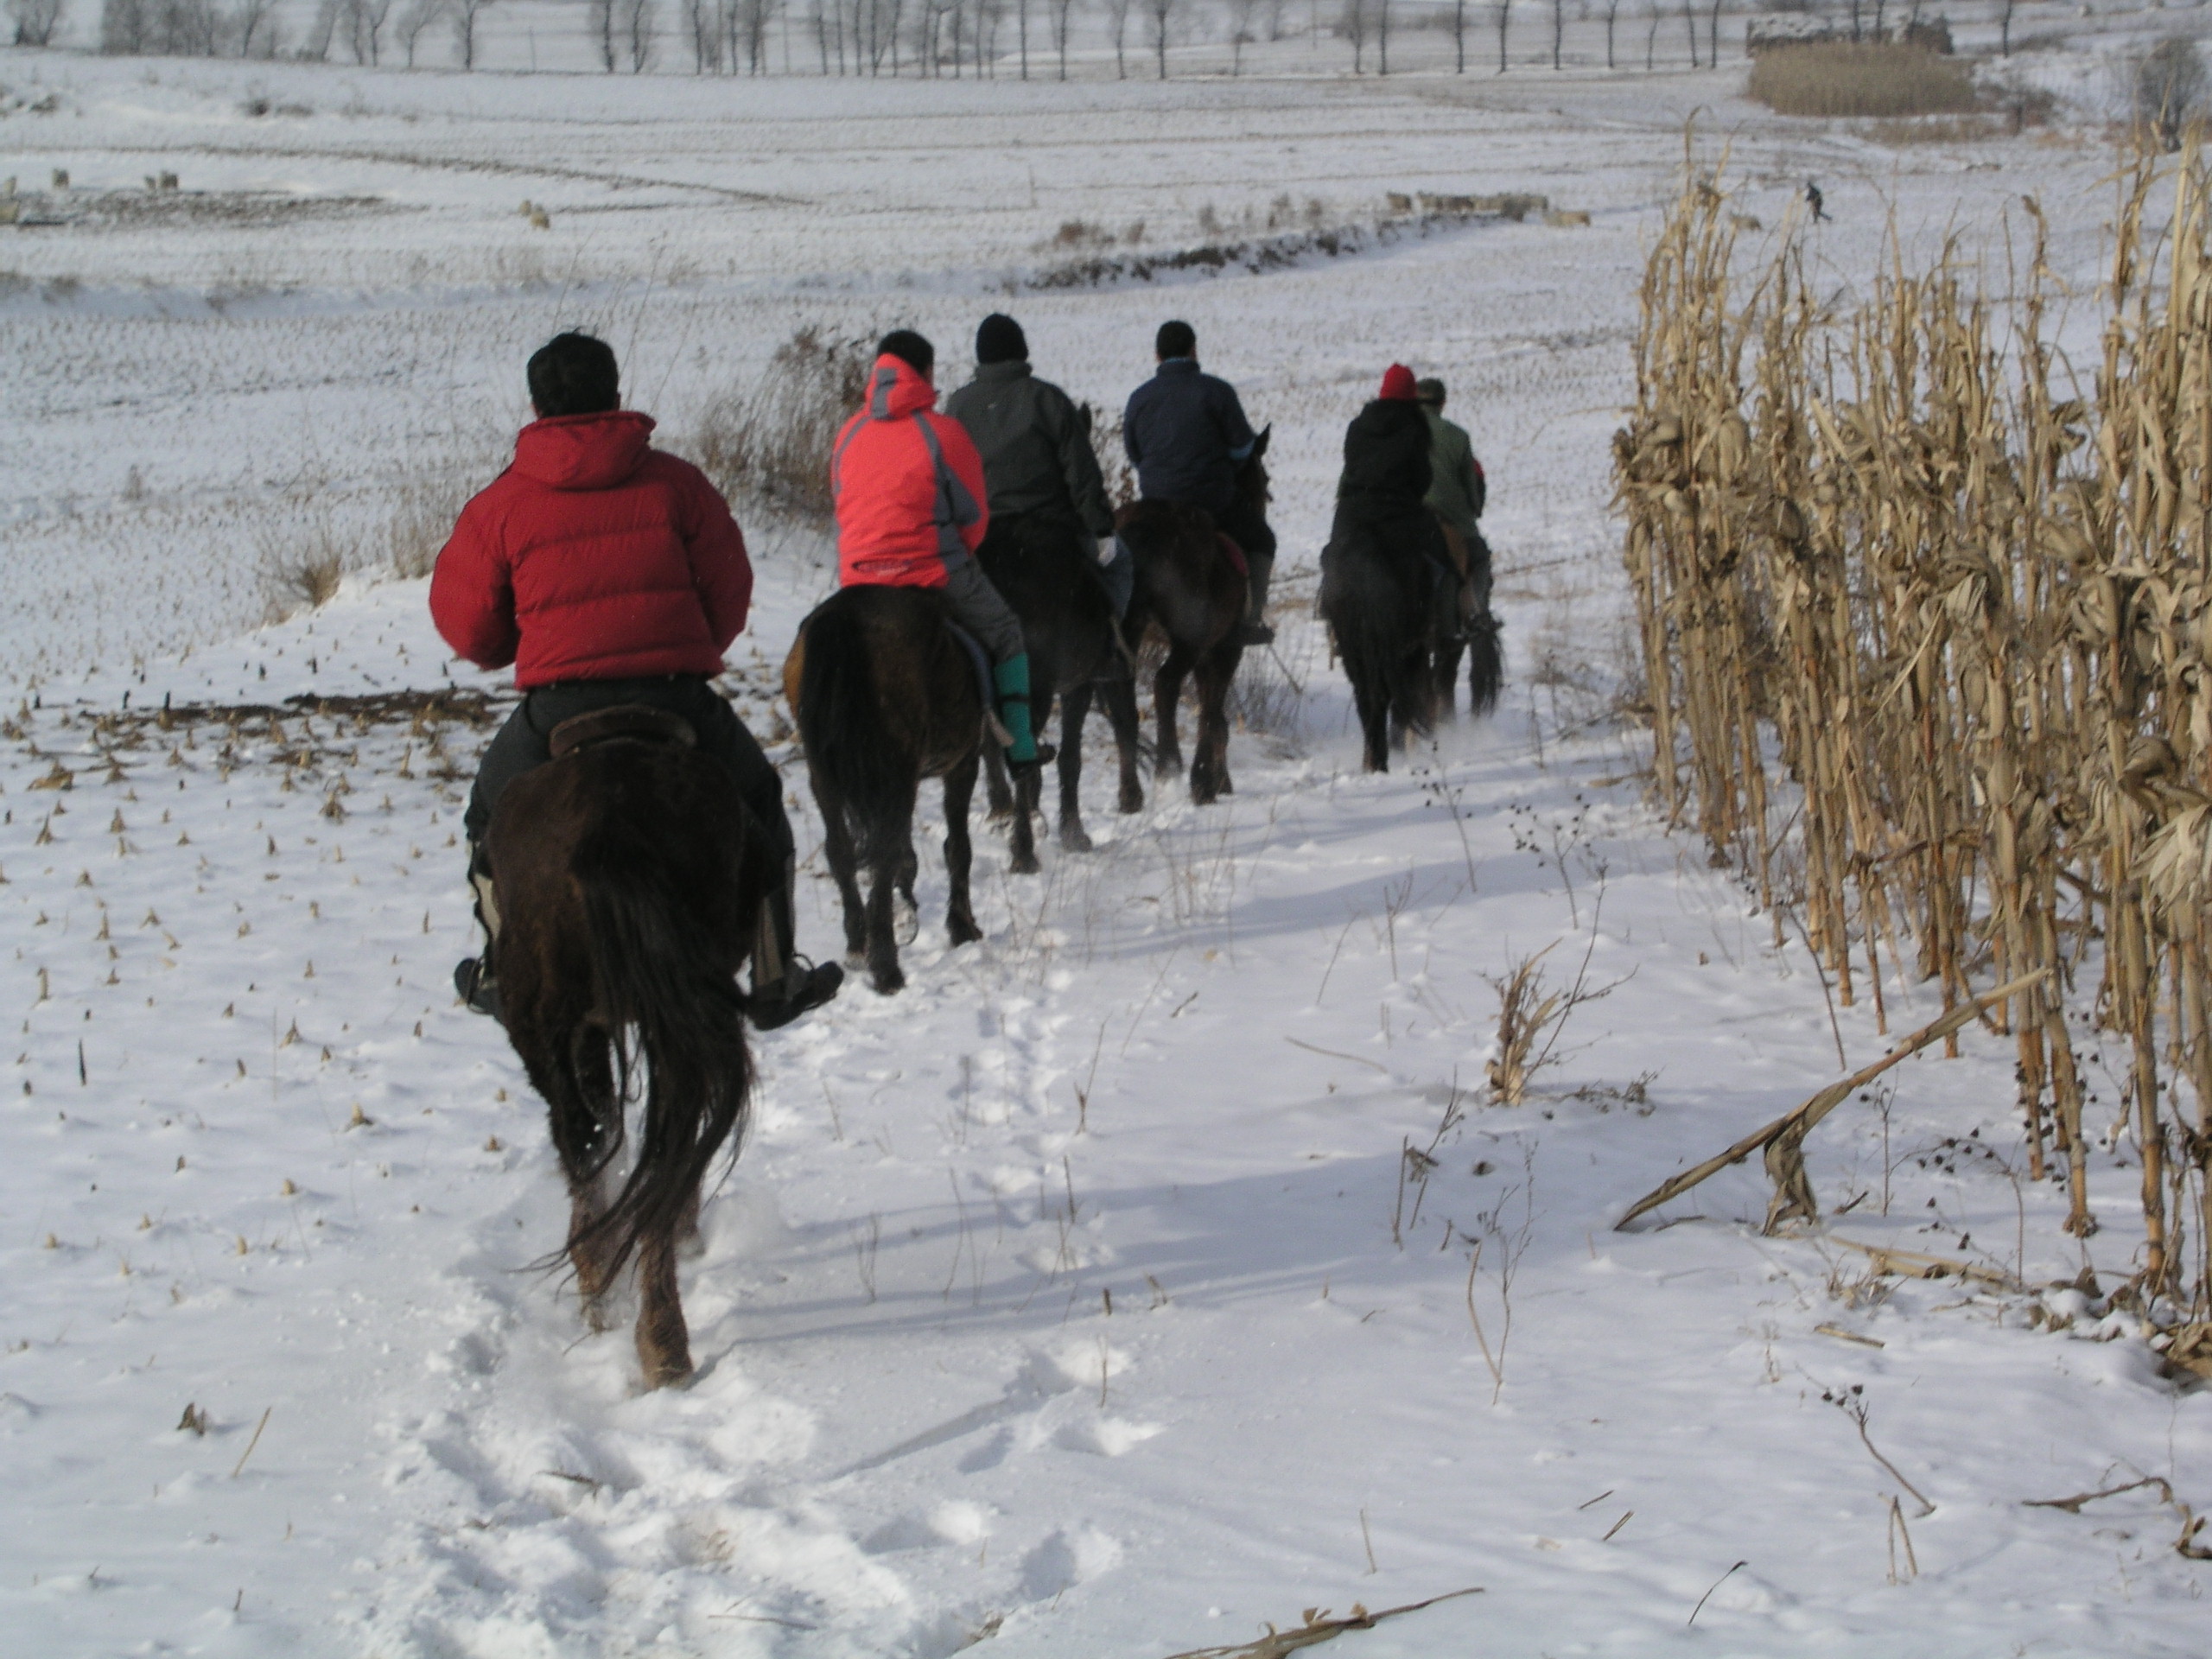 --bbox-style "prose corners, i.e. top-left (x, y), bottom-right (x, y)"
top-left (1098, 537), bottom-right (1119, 566)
